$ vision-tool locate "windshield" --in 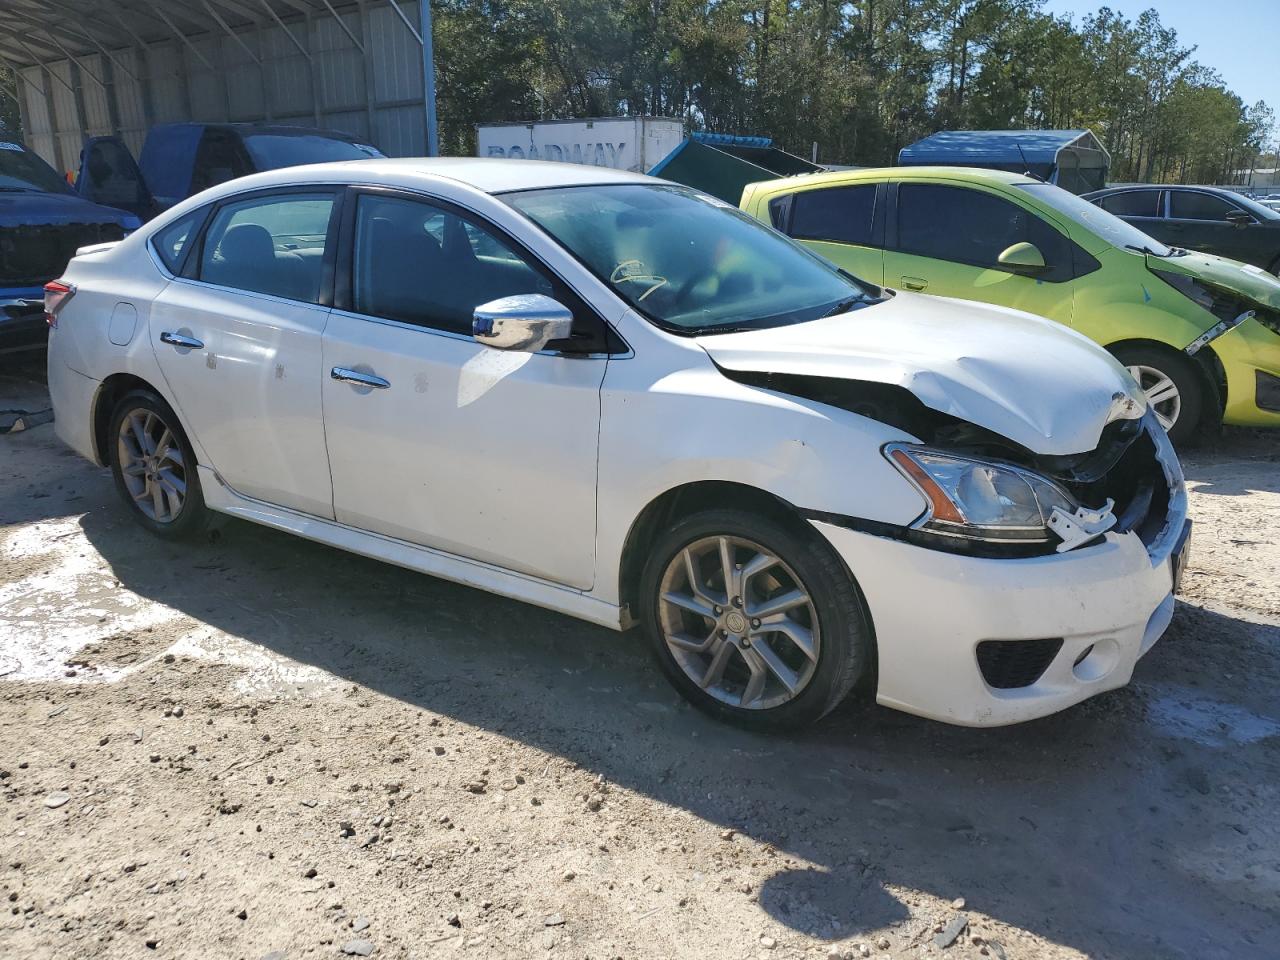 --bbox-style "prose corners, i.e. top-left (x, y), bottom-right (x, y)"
top-left (1231, 193), bottom-right (1280, 221)
top-left (1016, 182), bottom-right (1172, 256)
top-left (0, 141), bottom-right (71, 194)
top-left (504, 183), bottom-right (875, 334)
top-left (242, 133), bottom-right (383, 170)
